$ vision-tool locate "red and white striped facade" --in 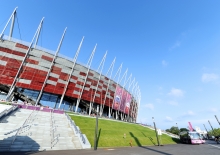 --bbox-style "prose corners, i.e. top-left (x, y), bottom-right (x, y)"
top-left (0, 37), bottom-right (139, 121)
top-left (0, 8), bottom-right (140, 122)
